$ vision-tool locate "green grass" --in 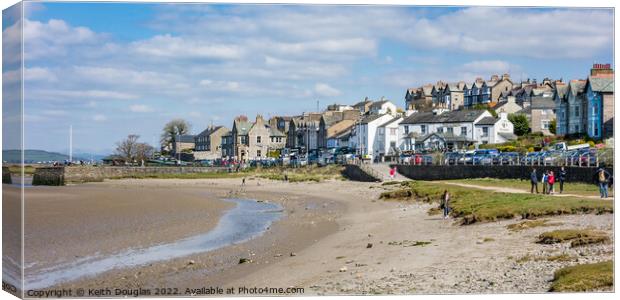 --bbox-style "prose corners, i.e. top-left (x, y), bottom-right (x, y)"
top-left (256, 165), bottom-right (345, 182)
top-left (538, 229), bottom-right (610, 247)
top-left (108, 172), bottom-right (248, 180)
top-left (380, 181), bottom-right (613, 225)
top-left (516, 253), bottom-right (575, 263)
top-left (447, 178), bottom-right (610, 197)
top-left (550, 261), bottom-right (613, 292)
top-left (506, 219), bottom-right (563, 231)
